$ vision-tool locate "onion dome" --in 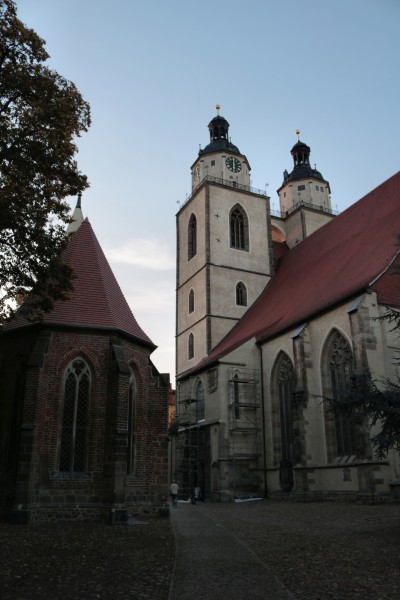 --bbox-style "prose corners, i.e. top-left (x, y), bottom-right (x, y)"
top-left (200, 106), bottom-right (240, 155)
top-left (282, 137), bottom-right (325, 183)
